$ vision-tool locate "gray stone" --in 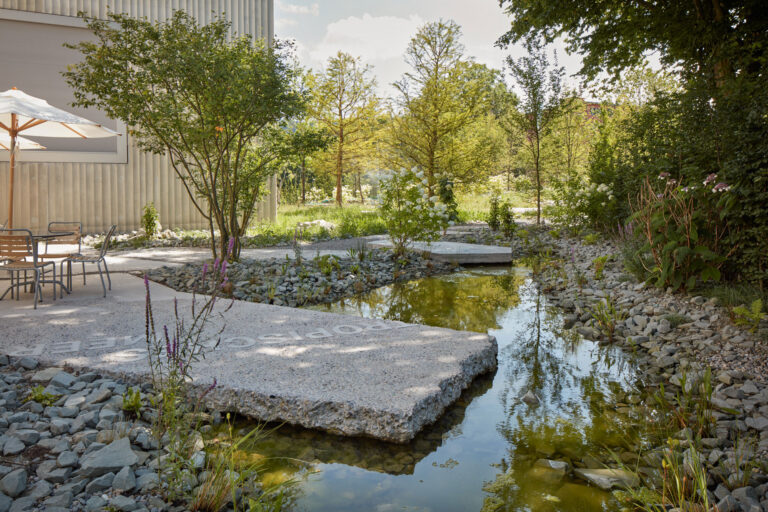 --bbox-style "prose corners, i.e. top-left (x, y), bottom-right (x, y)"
top-left (0, 469), bottom-right (26, 498)
top-left (30, 368), bottom-right (62, 383)
top-left (85, 471), bottom-right (114, 494)
top-left (1, 439), bottom-right (23, 456)
top-left (533, 459), bottom-right (569, 473)
top-left (16, 358), bottom-right (38, 370)
top-left (716, 495), bottom-right (739, 512)
top-left (43, 491), bottom-right (72, 508)
top-left (78, 437), bottom-right (138, 478)
top-left (25, 480), bottom-right (52, 501)
top-left (49, 372), bottom-right (77, 389)
top-left (10, 431), bottom-right (38, 446)
top-left (136, 471), bottom-right (160, 491)
top-left (7, 496), bottom-right (35, 512)
top-left (36, 460), bottom-right (72, 484)
top-left (522, 390), bottom-right (540, 406)
top-left (112, 466), bottom-right (136, 492)
top-left (0, 493), bottom-right (10, 512)
top-left (732, 486), bottom-right (757, 503)
top-left (84, 495), bottom-right (107, 512)
top-left (49, 418), bottom-right (72, 436)
top-left (56, 450), bottom-right (78, 468)
top-left (573, 468), bottom-right (640, 491)
top-left (109, 495), bottom-right (140, 511)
